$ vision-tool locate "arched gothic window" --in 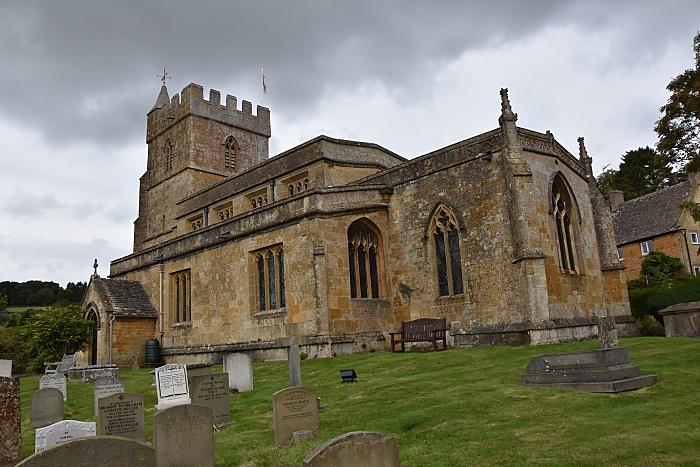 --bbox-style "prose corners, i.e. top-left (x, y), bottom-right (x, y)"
top-left (164, 139), bottom-right (174, 171)
top-left (552, 174), bottom-right (578, 273)
top-left (347, 220), bottom-right (382, 298)
top-left (224, 136), bottom-right (237, 169)
top-left (430, 205), bottom-right (464, 297)
top-left (256, 247), bottom-right (285, 311)
top-left (172, 270), bottom-right (192, 322)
